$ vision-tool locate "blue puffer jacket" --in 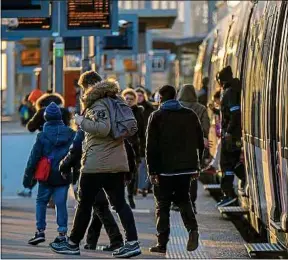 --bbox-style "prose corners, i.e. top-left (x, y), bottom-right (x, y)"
top-left (23, 120), bottom-right (75, 188)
